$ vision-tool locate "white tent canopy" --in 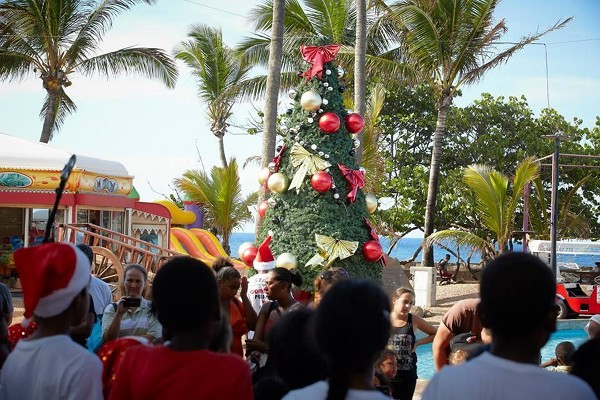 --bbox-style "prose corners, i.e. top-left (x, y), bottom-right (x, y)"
top-left (529, 240), bottom-right (600, 256)
top-left (0, 132), bottom-right (132, 178)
